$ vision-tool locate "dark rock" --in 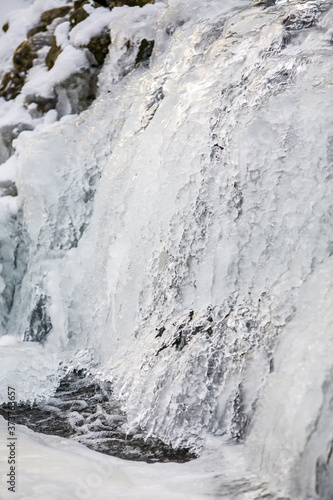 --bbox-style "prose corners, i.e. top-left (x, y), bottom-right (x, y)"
top-left (45, 36), bottom-right (62, 70)
top-left (155, 326), bottom-right (165, 338)
top-left (107, 0), bottom-right (155, 8)
top-left (40, 6), bottom-right (72, 27)
top-left (135, 39), bottom-right (154, 66)
top-left (13, 32), bottom-right (53, 73)
top-left (87, 31), bottom-right (111, 65)
top-left (0, 370), bottom-right (196, 463)
top-left (0, 181), bottom-right (17, 197)
top-left (69, 6), bottom-right (89, 27)
top-left (2, 22), bottom-right (9, 33)
top-left (75, 0), bottom-right (89, 8)
top-left (0, 71), bottom-right (25, 101)
top-left (230, 387), bottom-right (249, 442)
top-left (27, 25), bottom-right (47, 37)
top-left (24, 94), bottom-right (58, 115)
top-left (13, 39), bottom-right (36, 72)
top-left (54, 69), bottom-right (98, 116)
top-left (24, 294), bottom-right (52, 344)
